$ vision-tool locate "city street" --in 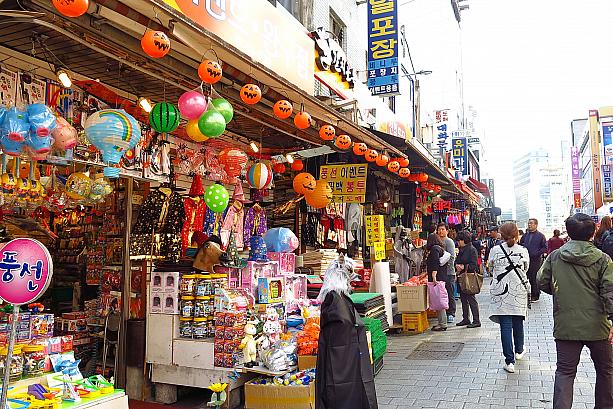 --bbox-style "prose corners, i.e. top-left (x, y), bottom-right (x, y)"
top-left (376, 285), bottom-right (598, 409)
